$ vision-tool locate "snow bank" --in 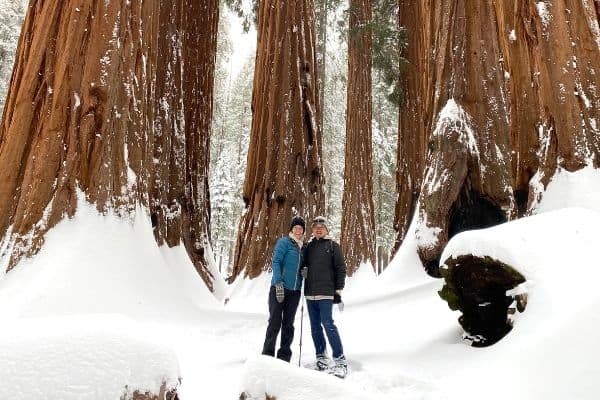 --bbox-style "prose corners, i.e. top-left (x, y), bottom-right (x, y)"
top-left (441, 207), bottom-right (600, 311)
top-left (0, 195), bottom-right (221, 321)
top-left (240, 356), bottom-right (381, 400)
top-left (439, 207), bottom-right (600, 399)
top-left (225, 270), bottom-right (272, 312)
top-left (0, 315), bottom-right (179, 400)
top-left (532, 165), bottom-right (600, 214)
top-left (0, 194), bottom-right (226, 398)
